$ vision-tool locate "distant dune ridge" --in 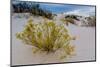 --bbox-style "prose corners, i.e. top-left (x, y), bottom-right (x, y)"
top-left (12, 1), bottom-right (95, 27)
